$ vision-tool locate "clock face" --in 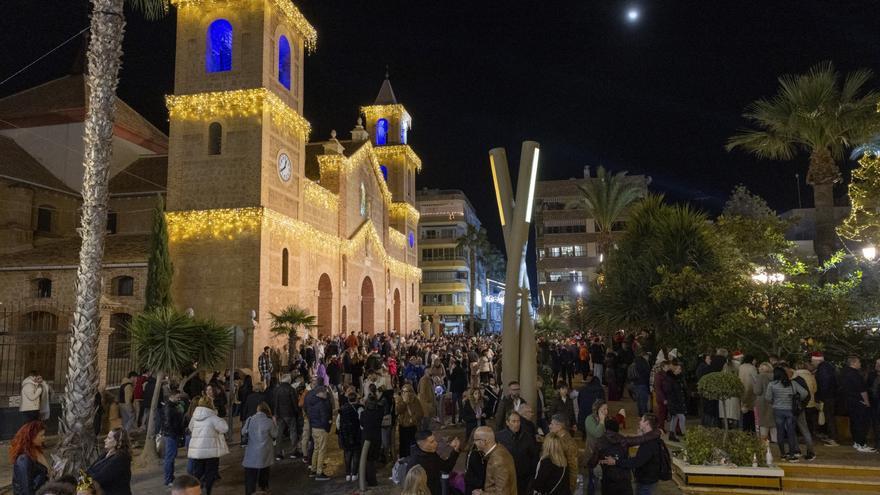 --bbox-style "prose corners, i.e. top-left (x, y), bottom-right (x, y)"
top-left (278, 153), bottom-right (292, 182)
